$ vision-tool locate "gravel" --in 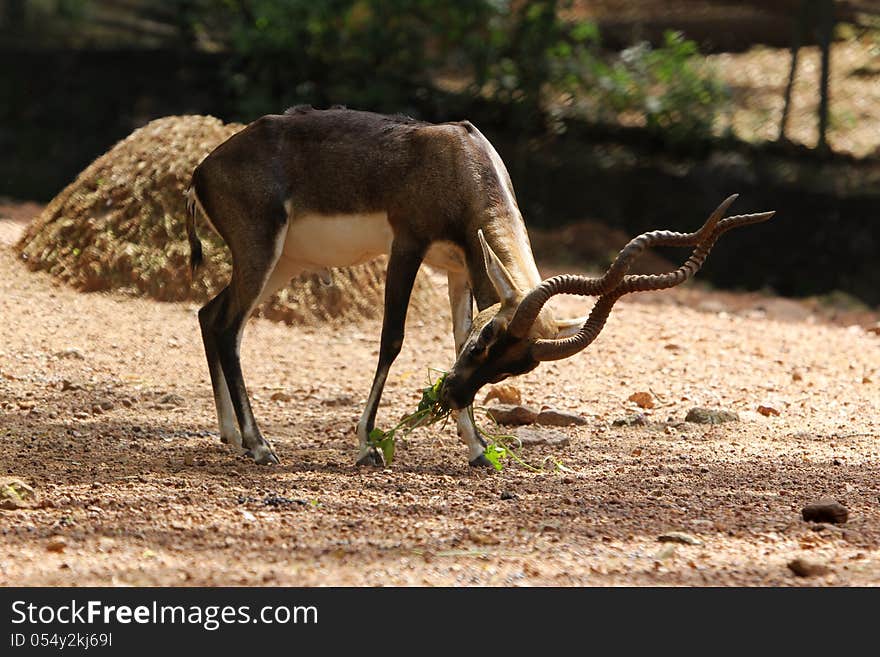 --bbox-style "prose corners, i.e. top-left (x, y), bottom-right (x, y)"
top-left (1, 211), bottom-right (879, 586)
